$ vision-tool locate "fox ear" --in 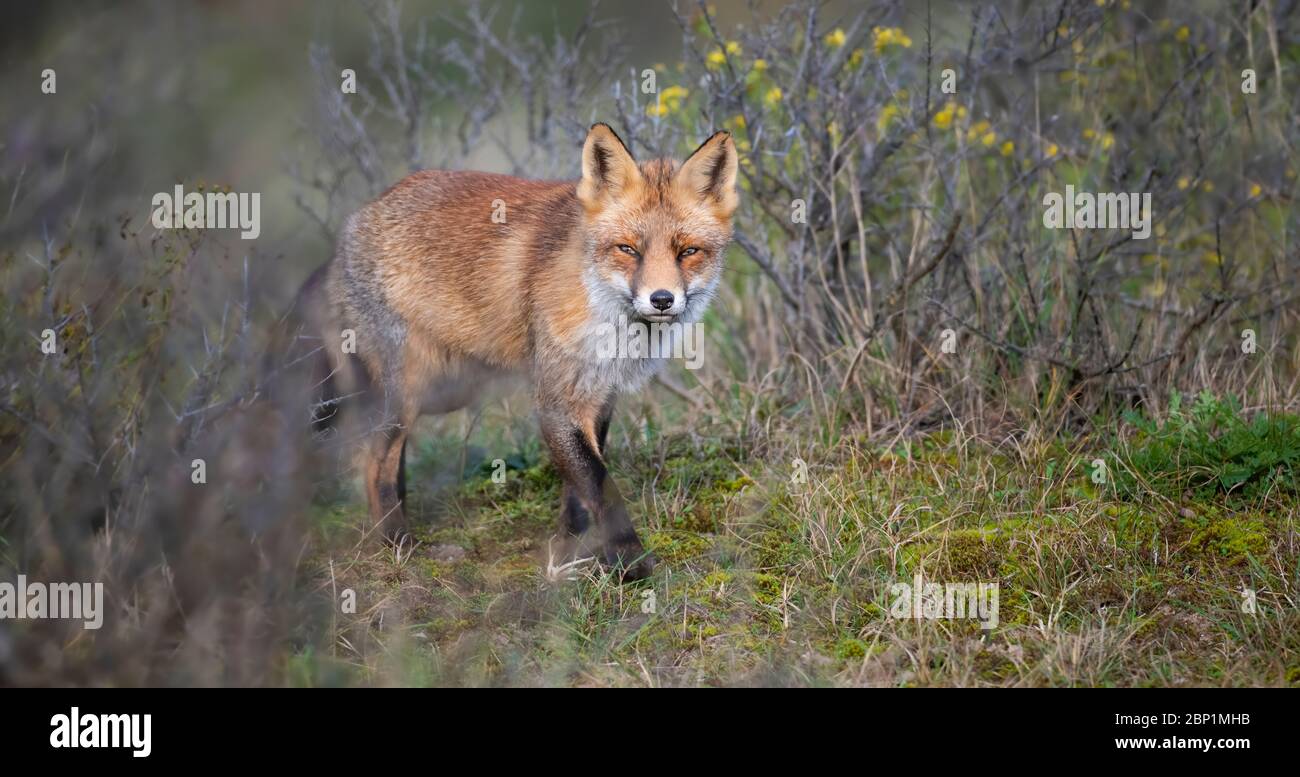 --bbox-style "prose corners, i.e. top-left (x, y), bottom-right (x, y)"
top-left (578, 123), bottom-right (640, 207)
top-left (676, 130), bottom-right (739, 216)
